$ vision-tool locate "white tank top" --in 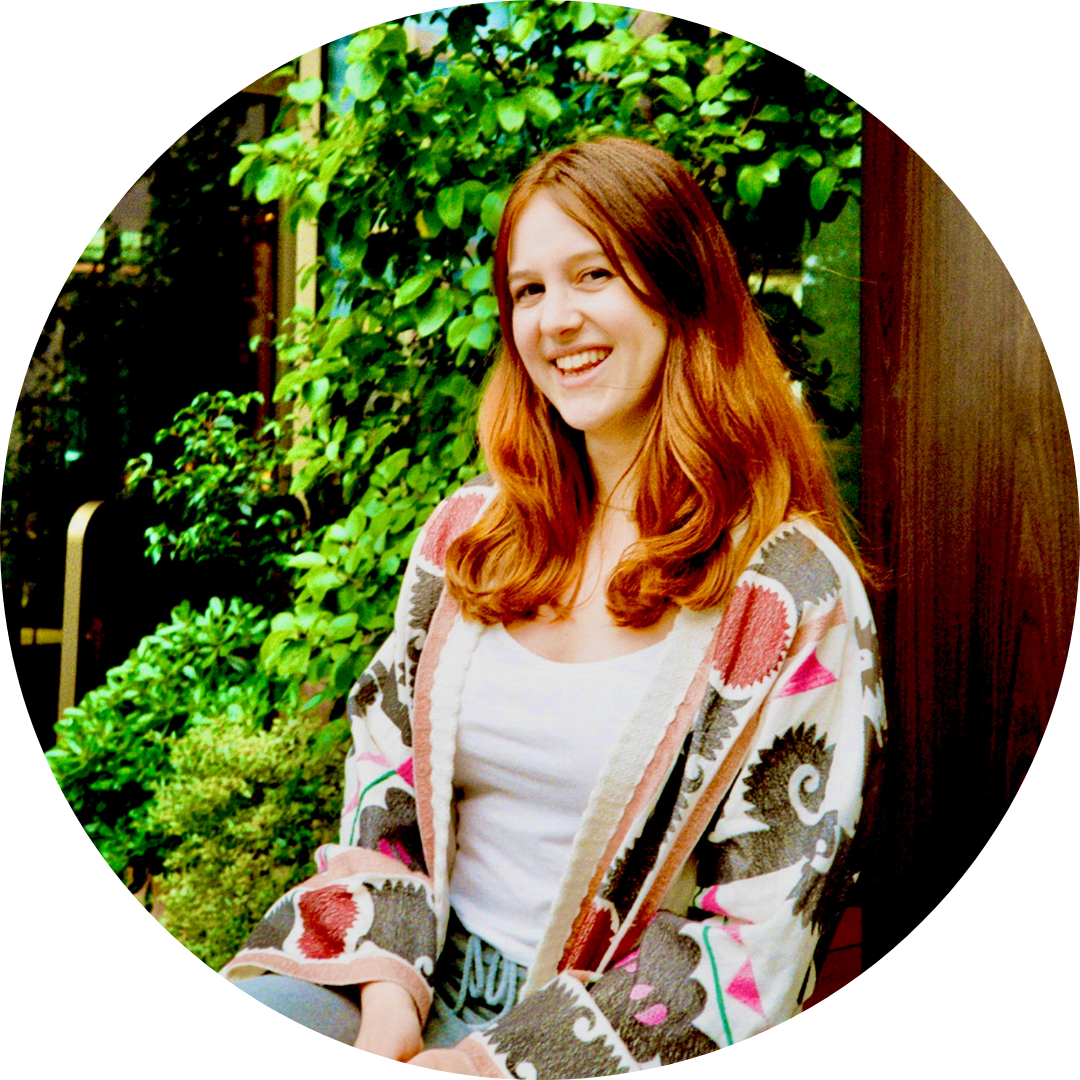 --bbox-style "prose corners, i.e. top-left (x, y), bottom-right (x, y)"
top-left (449, 623), bottom-right (666, 967)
